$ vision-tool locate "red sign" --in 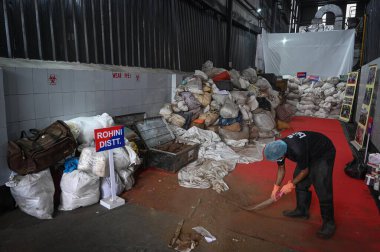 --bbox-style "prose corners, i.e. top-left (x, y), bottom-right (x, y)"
top-left (297, 72), bottom-right (307, 78)
top-left (94, 126), bottom-right (125, 152)
top-left (48, 74), bottom-right (57, 85)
